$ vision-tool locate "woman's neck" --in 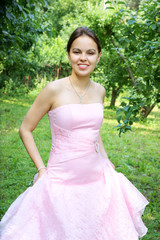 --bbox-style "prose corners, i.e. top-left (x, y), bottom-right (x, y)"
top-left (70, 73), bottom-right (90, 88)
